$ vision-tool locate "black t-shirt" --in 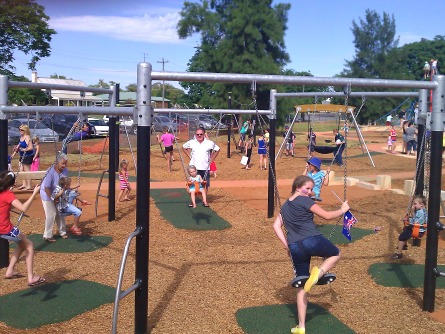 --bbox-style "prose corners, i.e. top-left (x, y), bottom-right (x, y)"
top-left (398, 111), bottom-right (405, 119)
top-left (280, 196), bottom-right (321, 244)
